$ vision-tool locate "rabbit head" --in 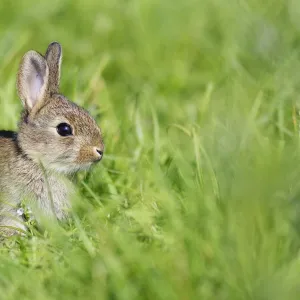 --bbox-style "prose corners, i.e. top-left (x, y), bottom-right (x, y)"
top-left (16, 42), bottom-right (104, 174)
